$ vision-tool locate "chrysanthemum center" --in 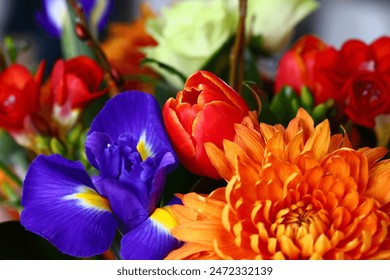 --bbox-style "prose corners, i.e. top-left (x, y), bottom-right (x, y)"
top-left (271, 202), bottom-right (329, 240)
top-left (283, 204), bottom-right (316, 227)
